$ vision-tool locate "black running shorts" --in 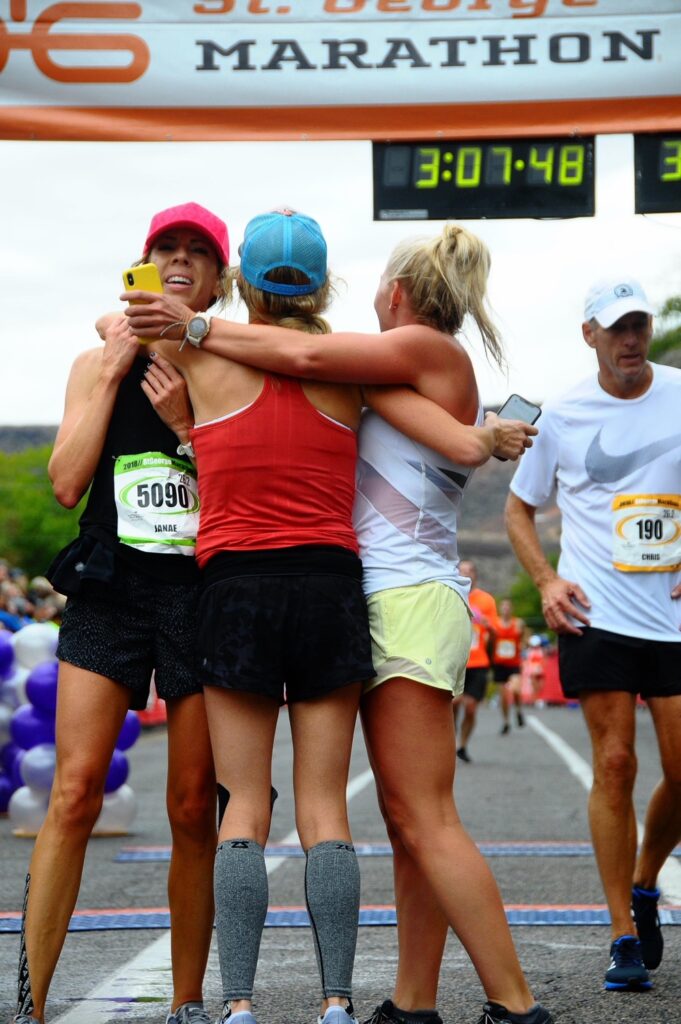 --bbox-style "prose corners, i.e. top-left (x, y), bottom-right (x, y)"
top-left (462, 667), bottom-right (490, 703)
top-left (558, 627), bottom-right (681, 700)
top-left (493, 664), bottom-right (519, 684)
top-left (197, 572), bottom-right (375, 703)
top-left (57, 566), bottom-right (200, 710)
